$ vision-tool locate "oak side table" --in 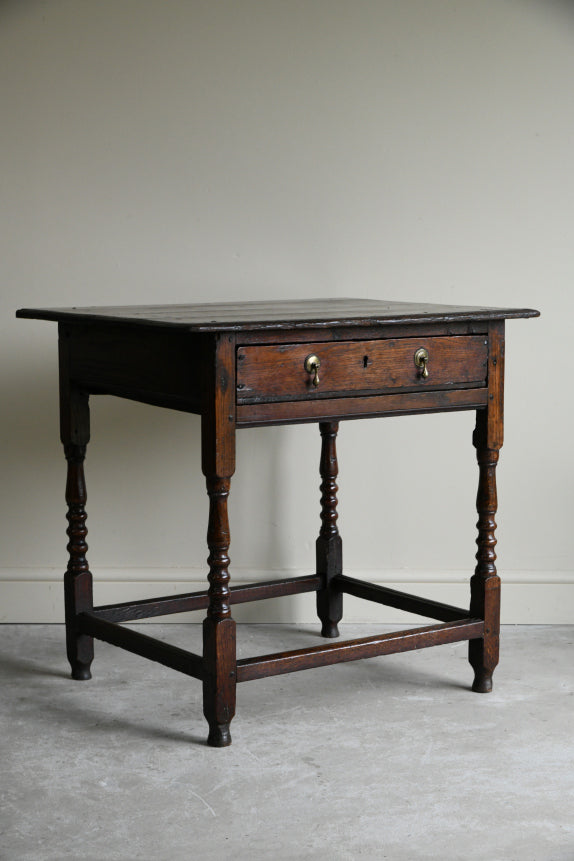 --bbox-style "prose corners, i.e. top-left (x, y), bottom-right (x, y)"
top-left (17, 299), bottom-right (539, 747)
